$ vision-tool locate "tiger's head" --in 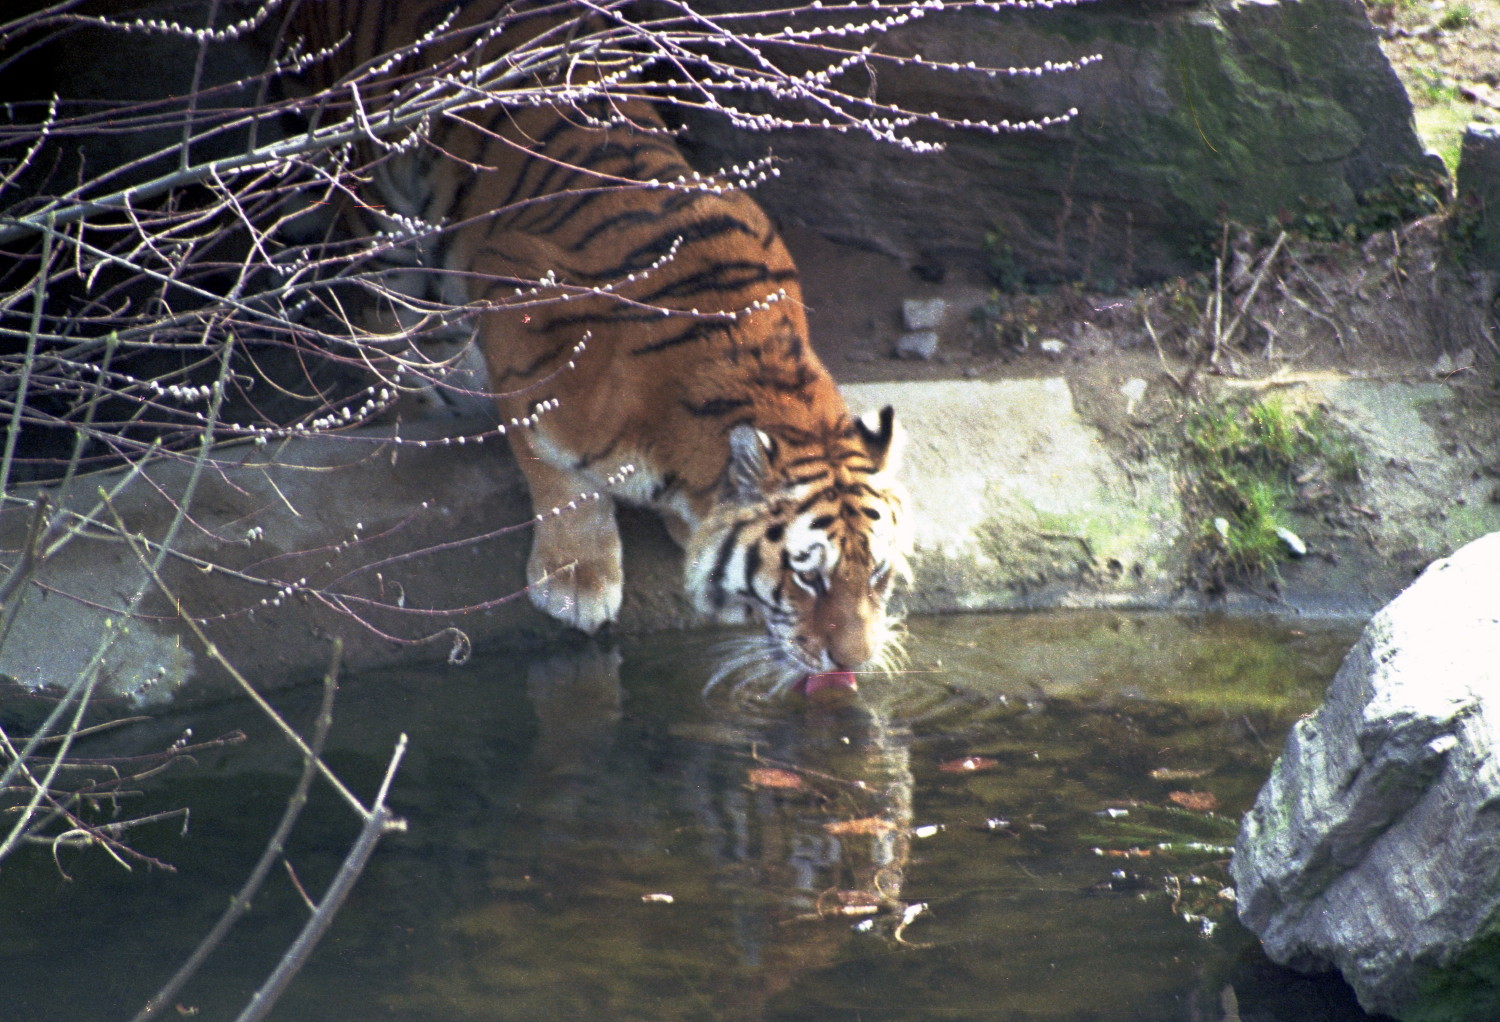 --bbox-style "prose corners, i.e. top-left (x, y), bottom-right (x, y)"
top-left (685, 406), bottom-right (911, 693)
